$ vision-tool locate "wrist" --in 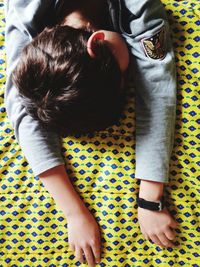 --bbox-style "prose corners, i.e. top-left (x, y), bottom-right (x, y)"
top-left (64, 199), bottom-right (88, 218)
top-left (138, 179), bottom-right (164, 202)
